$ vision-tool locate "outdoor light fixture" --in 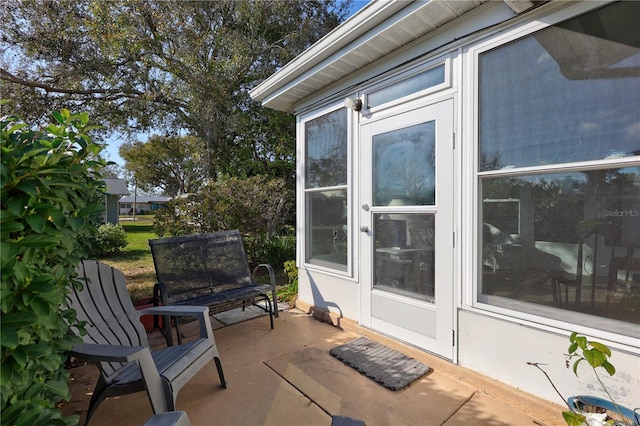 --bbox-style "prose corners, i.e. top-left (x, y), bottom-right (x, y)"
top-left (344, 97), bottom-right (363, 112)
